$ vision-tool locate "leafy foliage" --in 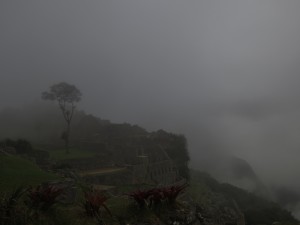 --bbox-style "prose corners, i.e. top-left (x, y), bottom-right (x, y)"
top-left (0, 138), bottom-right (33, 154)
top-left (83, 188), bottom-right (111, 225)
top-left (127, 189), bottom-right (153, 208)
top-left (26, 184), bottom-right (63, 212)
top-left (162, 183), bottom-right (188, 204)
top-left (127, 183), bottom-right (188, 209)
top-left (1, 184), bottom-right (77, 225)
top-left (0, 186), bottom-right (27, 225)
top-left (42, 82), bottom-right (82, 103)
